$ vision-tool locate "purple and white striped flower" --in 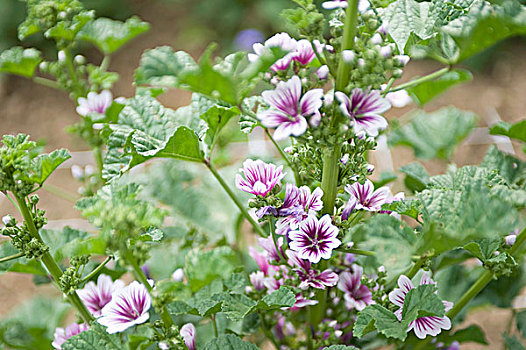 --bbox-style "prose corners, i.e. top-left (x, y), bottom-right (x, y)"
top-left (287, 250), bottom-right (339, 289)
top-left (180, 323), bottom-right (196, 350)
top-left (292, 39), bottom-right (317, 66)
top-left (335, 89), bottom-right (390, 136)
top-left (52, 323), bottom-right (89, 349)
top-left (342, 180), bottom-right (391, 219)
top-left (248, 32), bottom-right (297, 72)
top-left (77, 274), bottom-right (125, 317)
top-left (276, 185), bottom-right (324, 235)
top-left (291, 293), bottom-right (318, 311)
top-left (235, 159), bottom-right (285, 197)
top-left (76, 90), bottom-right (113, 117)
top-left (259, 76), bottom-right (324, 140)
top-left (98, 281), bottom-right (152, 334)
top-left (289, 214), bottom-right (341, 264)
top-left (389, 273), bottom-right (453, 339)
top-left (337, 266), bottom-right (373, 311)
top-left (258, 235), bottom-right (285, 262)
